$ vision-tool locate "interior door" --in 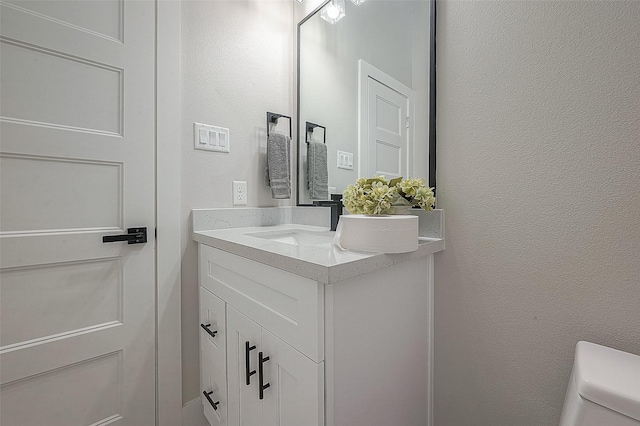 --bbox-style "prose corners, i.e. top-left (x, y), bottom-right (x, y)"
top-left (367, 78), bottom-right (410, 179)
top-left (0, 0), bottom-right (156, 424)
top-left (359, 61), bottom-right (414, 179)
top-left (227, 306), bottom-right (262, 426)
